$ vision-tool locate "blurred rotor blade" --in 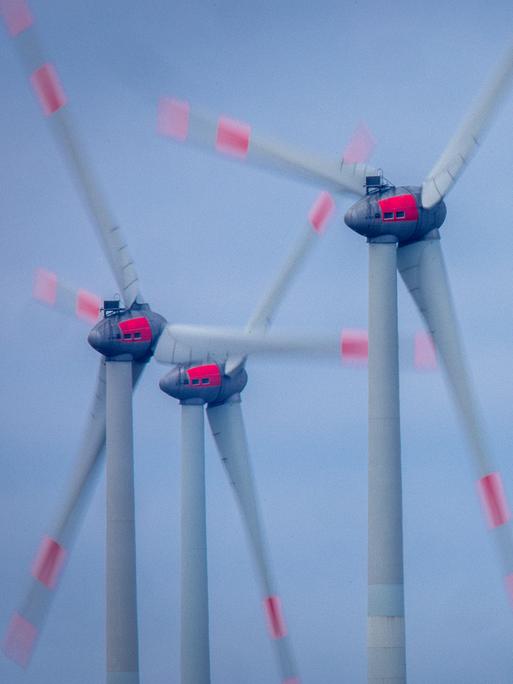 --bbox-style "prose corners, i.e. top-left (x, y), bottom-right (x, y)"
top-left (226, 191), bottom-right (335, 374)
top-left (2, 359), bottom-right (145, 667)
top-left (397, 234), bottom-right (513, 601)
top-left (421, 39), bottom-right (513, 209)
top-left (33, 268), bottom-right (101, 324)
top-left (206, 396), bottom-right (299, 682)
top-left (158, 97), bottom-right (379, 197)
top-left (155, 323), bottom-right (341, 365)
top-left (342, 121), bottom-right (376, 164)
top-left (1, 0), bottom-right (142, 308)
